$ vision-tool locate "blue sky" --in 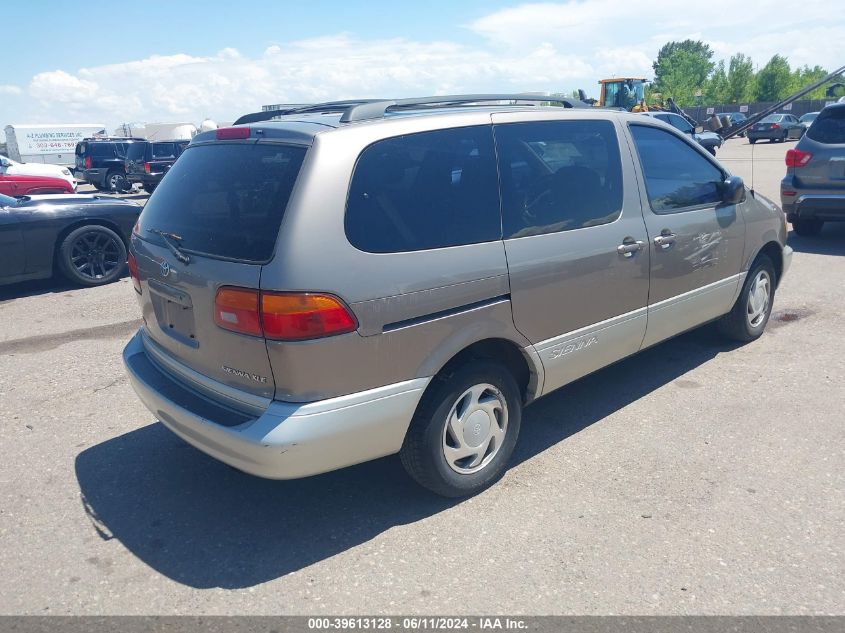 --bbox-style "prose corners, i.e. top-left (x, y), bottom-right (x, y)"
top-left (1, 0), bottom-right (842, 135)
